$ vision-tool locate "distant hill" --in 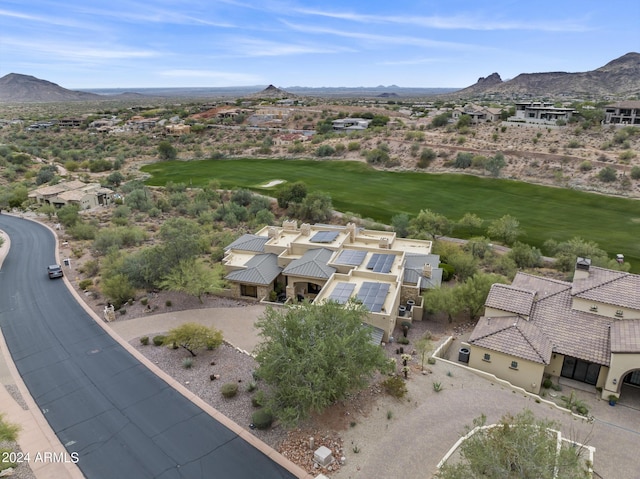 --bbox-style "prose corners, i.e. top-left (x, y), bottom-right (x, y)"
top-left (0, 73), bottom-right (102, 102)
top-left (452, 52), bottom-right (640, 98)
top-left (249, 84), bottom-right (295, 99)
